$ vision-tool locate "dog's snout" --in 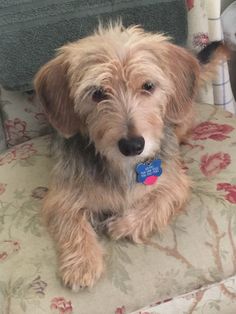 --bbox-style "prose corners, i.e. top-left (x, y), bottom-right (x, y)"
top-left (118, 136), bottom-right (145, 156)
